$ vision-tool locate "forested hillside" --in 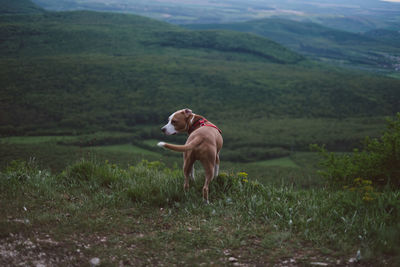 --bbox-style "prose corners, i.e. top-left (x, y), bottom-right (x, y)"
top-left (1, 1), bottom-right (400, 167)
top-left (185, 18), bottom-right (400, 73)
top-left (1, 3), bottom-right (399, 136)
